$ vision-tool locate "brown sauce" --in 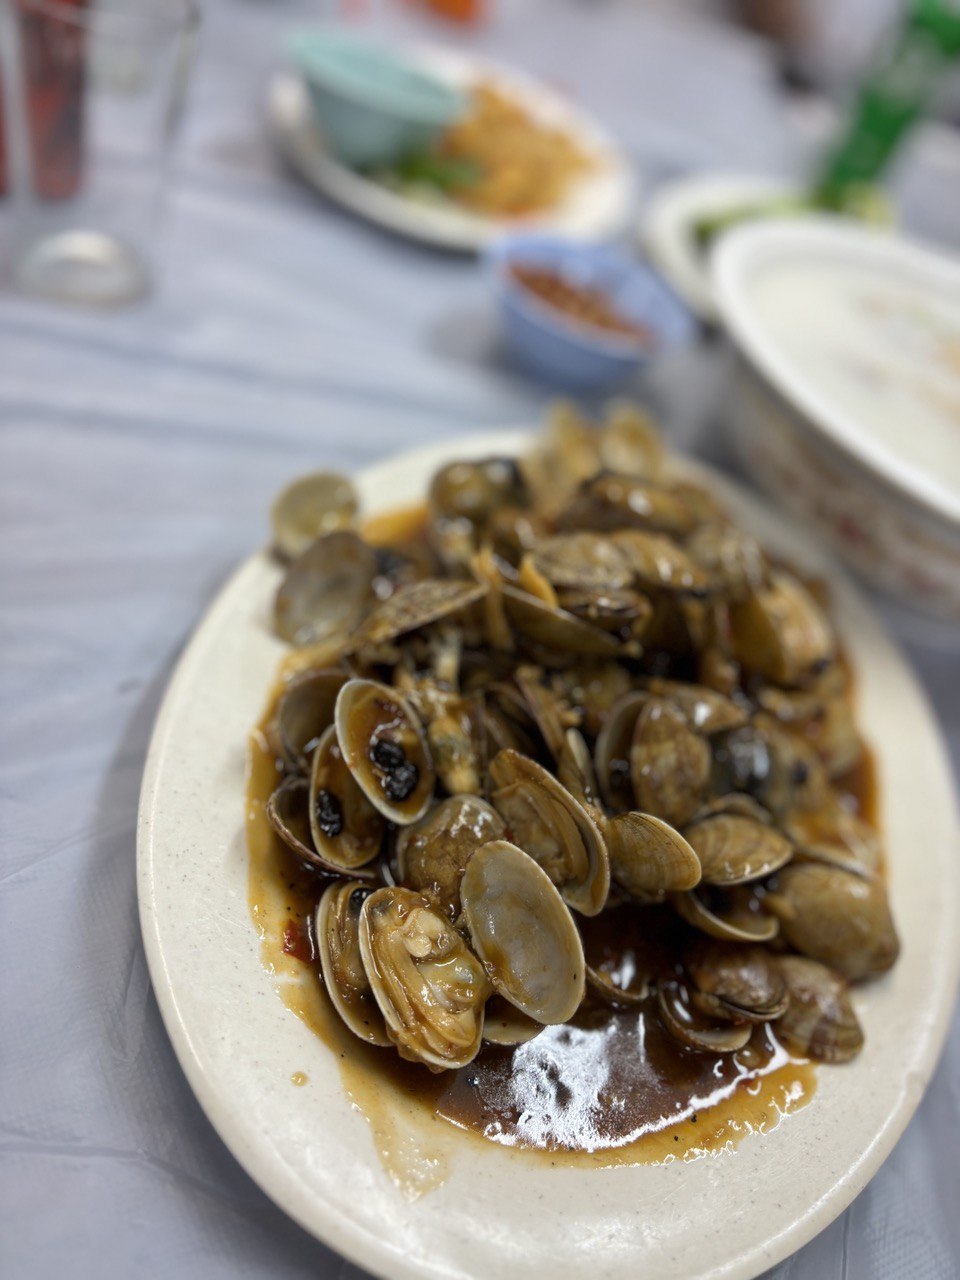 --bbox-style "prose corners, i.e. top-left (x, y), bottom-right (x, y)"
top-left (245, 503), bottom-right (885, 1189)
top-left (510, 264), bottom-right (654, 345)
